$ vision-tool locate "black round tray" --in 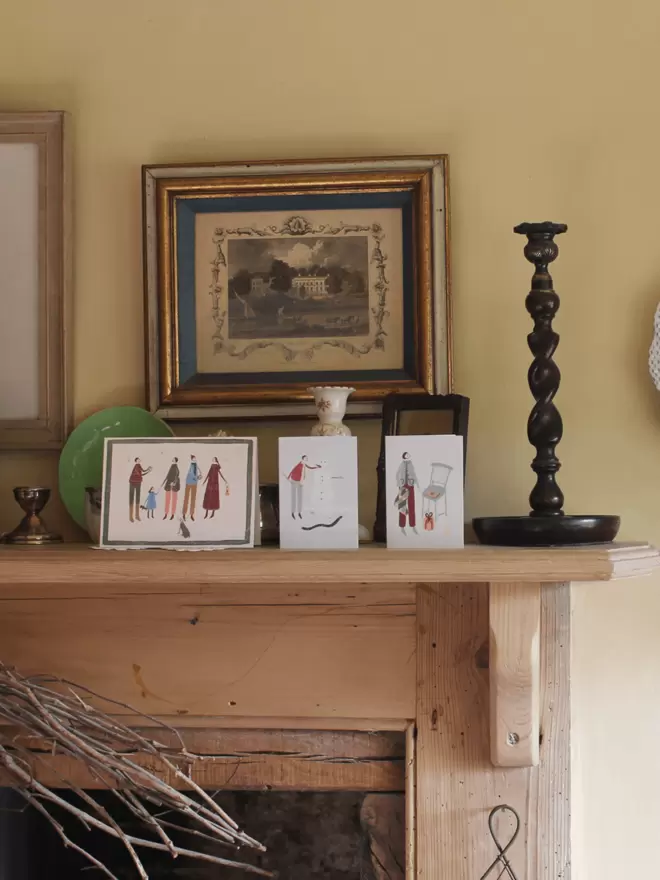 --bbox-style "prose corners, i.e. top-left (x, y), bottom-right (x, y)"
top-left (472, 514), bottom-right (621, 547)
